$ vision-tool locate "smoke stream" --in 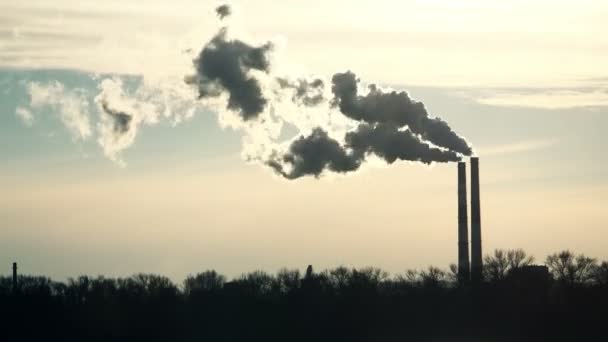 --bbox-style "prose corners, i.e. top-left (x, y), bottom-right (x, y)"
top-left (185, 28), bottom-right (273, 120)
top-left (332, 71), bottom-right (472, 155)
top-left (215, 4), bottom-right (231, 20)
top-left (277, 77), bottom-right (325, 107)
top-left (15, 3), bottom-right (473, 179)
